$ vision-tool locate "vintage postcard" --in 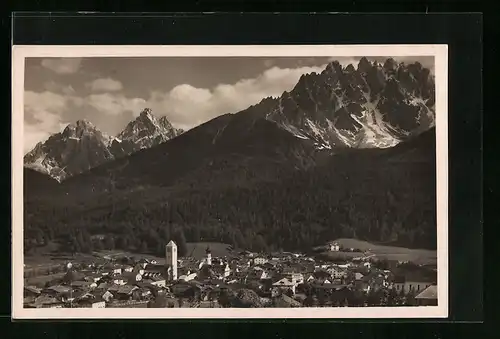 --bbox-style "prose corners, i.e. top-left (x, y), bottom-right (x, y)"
top-left (12, 44), bottom-right (448, 319)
